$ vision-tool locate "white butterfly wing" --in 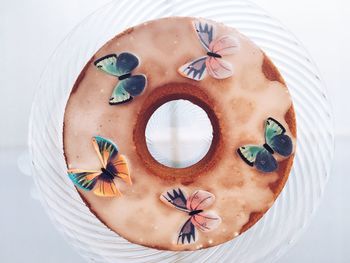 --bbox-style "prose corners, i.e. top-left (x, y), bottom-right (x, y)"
top-left (209, 35), bottom-right (240, 56)
top-left (206, 57), bottom-right (233, 79)
top-left (178, 56), bottom-right (208, 81)
top-left (193, 20), bottom-right (215, 52)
